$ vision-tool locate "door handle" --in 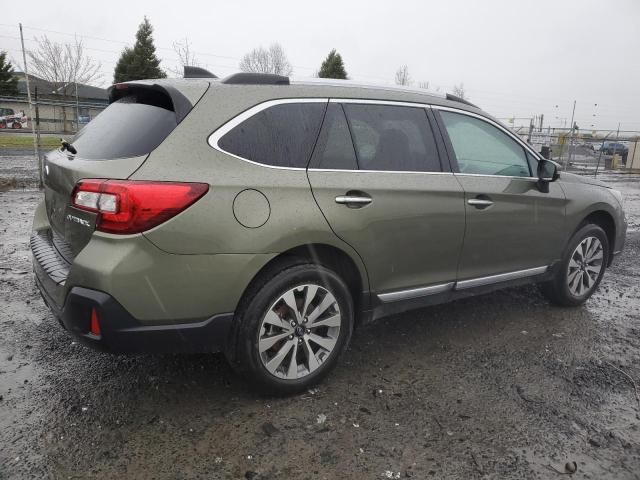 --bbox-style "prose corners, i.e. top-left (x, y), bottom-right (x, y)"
top-left (335, 195), bottom-right (372, 205)
top-left (467, 198), bottom-right (493, 208)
